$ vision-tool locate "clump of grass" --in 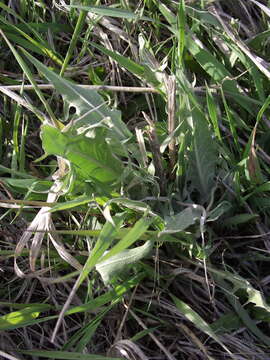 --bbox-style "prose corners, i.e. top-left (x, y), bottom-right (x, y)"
top-left (1, 0), bottom-right (270, 359)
